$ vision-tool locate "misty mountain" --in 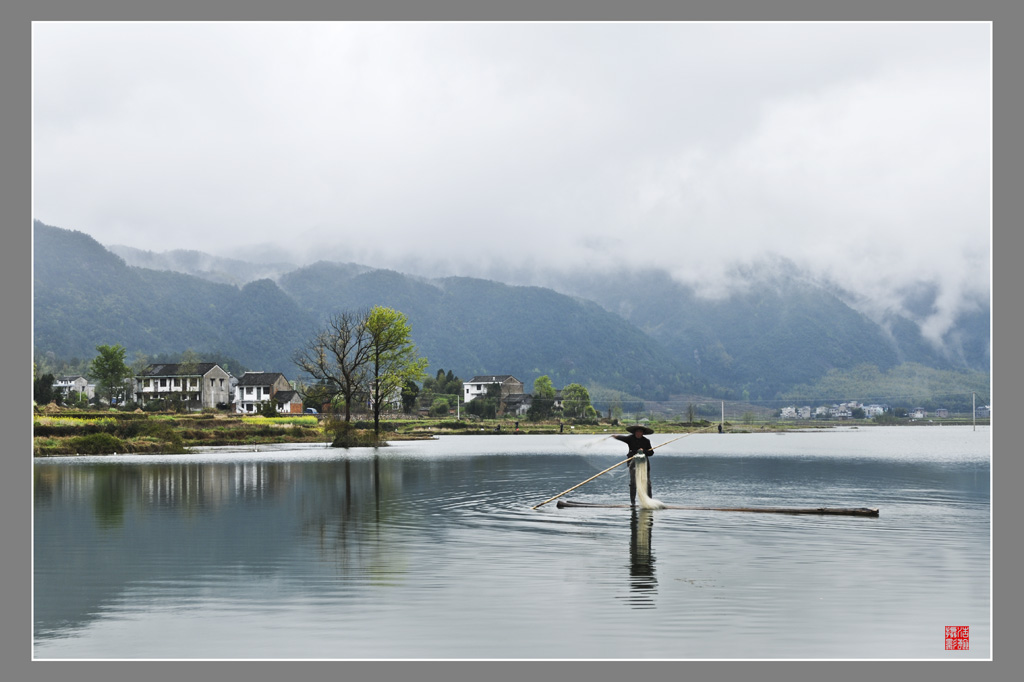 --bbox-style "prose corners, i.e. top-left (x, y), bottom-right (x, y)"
top-left (33, 221), bottom-right (989, 402)
top-left (33, 222), bottom-right (317, 375)
top-left (33, 222), bottom-right (694, 398)
top-left (106, 244), bottom-right (301, 287)
top-left (278, 264), bottom-right (694, 399)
